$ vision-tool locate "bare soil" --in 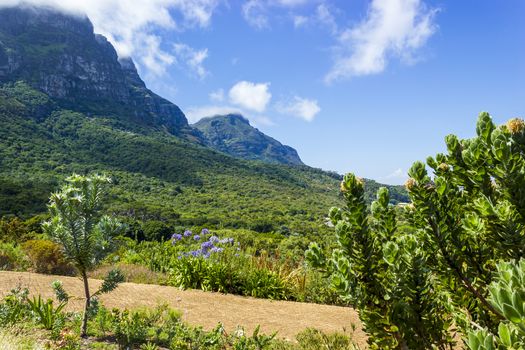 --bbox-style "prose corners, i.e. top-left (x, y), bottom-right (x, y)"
top-left (0, 271), bottom-right (367, 347)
